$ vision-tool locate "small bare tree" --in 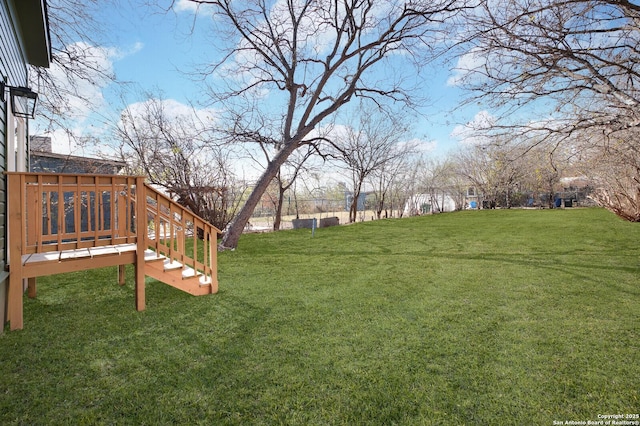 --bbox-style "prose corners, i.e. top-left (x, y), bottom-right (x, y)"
top-left (32, 0), bottom-right (120, 140)
top-left (115, 95), bottom-right (245, 231)
top-left (452, 145), bottom-right (493, 208)
top-left (519, 143), bottom-right (565, 209)
top-left (417, 157), bottom-right (454, 213)
top-left (452, 142), bottom-right (527, 208)
top-left (332, 105), bottom-right (414, 222)
top-left (369, 153), bottom-right (416, 220)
